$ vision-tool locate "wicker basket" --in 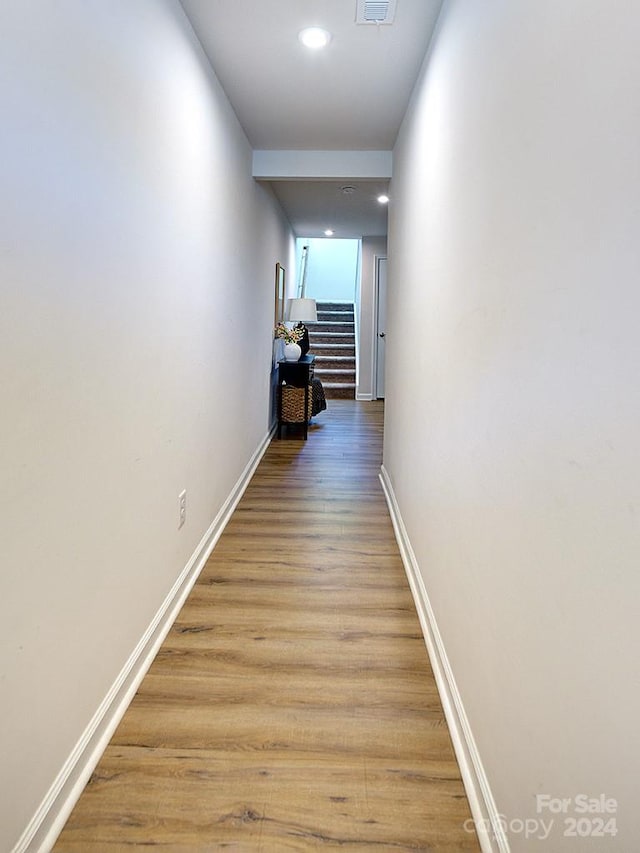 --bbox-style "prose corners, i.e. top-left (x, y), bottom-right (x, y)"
top-left (280, 384), bottom-right (313, 423)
